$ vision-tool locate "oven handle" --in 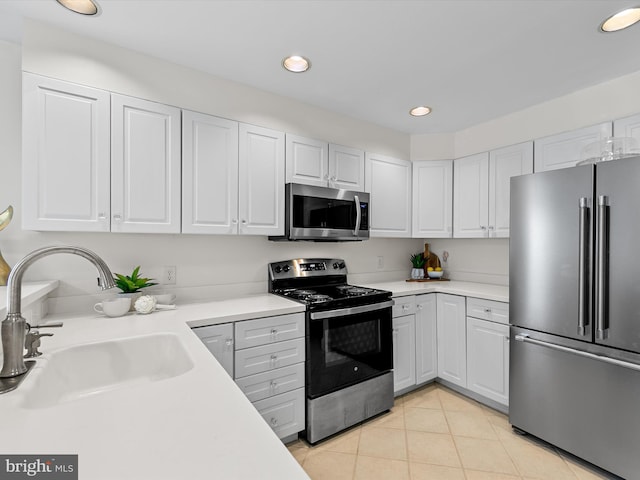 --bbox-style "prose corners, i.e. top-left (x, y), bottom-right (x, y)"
top-left (309, 300), bottom-right (394, 320)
